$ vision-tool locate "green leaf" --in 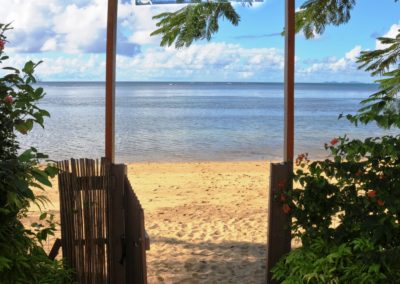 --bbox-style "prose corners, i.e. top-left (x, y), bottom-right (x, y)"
top-left (31, 168), bottom-right (52, 187)
top-left (22, 61), bottom-right (35, 74)
top-left (18, 149), bottom-right (34, 162)
top-left (44, 165), bottom-right (59, 177)
top-left (39, 109), bottom-right (50, 117)
top-left (3, 66), bottom-right (19, 73)
top-left (39, 212), bottom-right (47, 220)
